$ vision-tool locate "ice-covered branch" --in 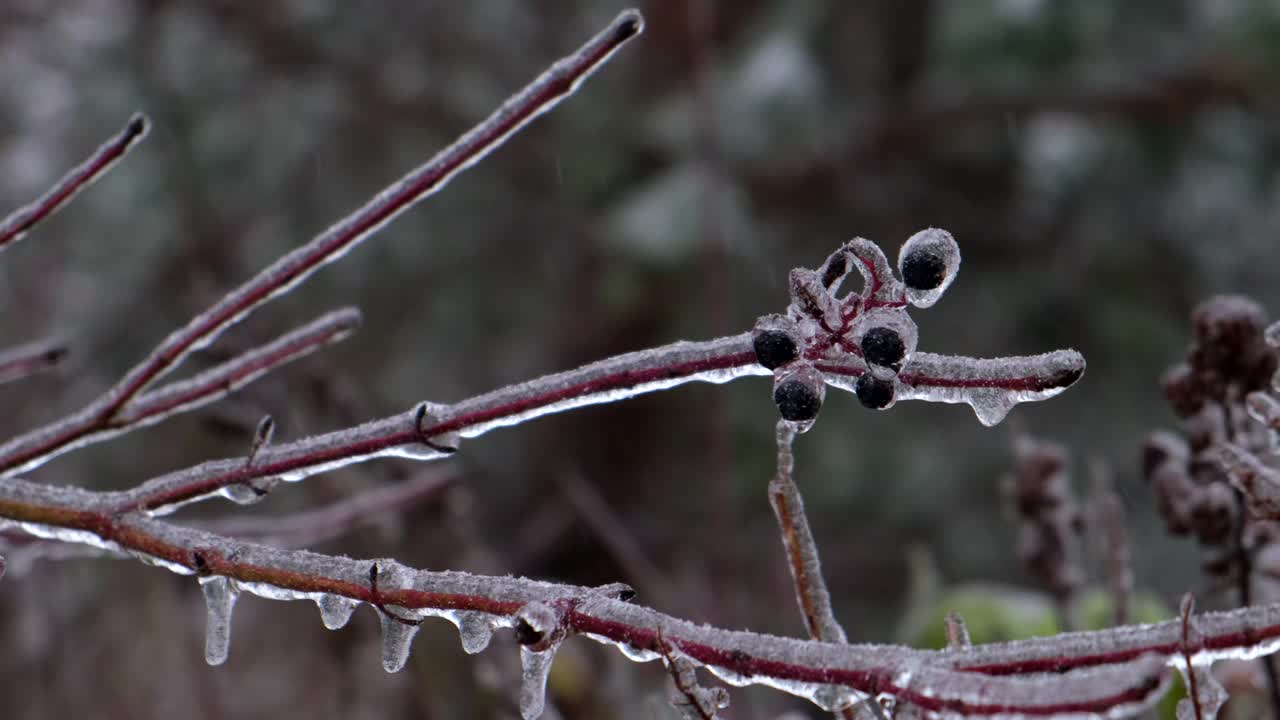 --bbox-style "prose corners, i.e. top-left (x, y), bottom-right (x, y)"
top-left (0, 9), bottom-right (645, 477)
top-left (0, 337), bottom-right (68, 385)
top-left (0, 114), bottom-right (149, 254)
top-left (0, 474), bottom-right (1197, 718)
top-left (0, 308), bottom-right (362, 476)
top-left (111, 332), bottom-right (764, 515)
